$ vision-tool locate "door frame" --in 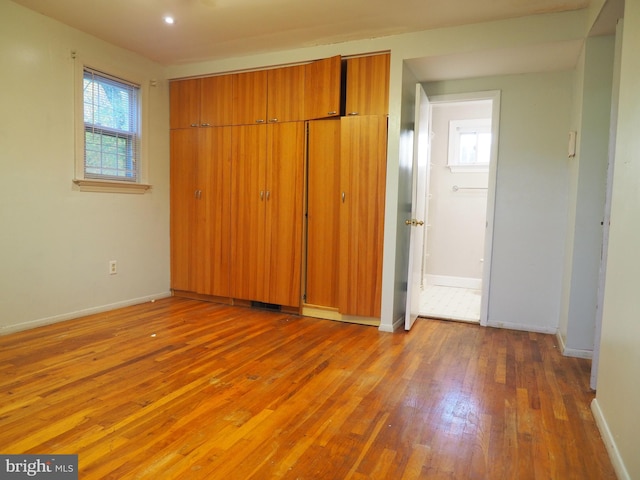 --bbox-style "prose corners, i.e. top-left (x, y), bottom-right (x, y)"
top-left (425, 90), bottom-right (501, 326)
